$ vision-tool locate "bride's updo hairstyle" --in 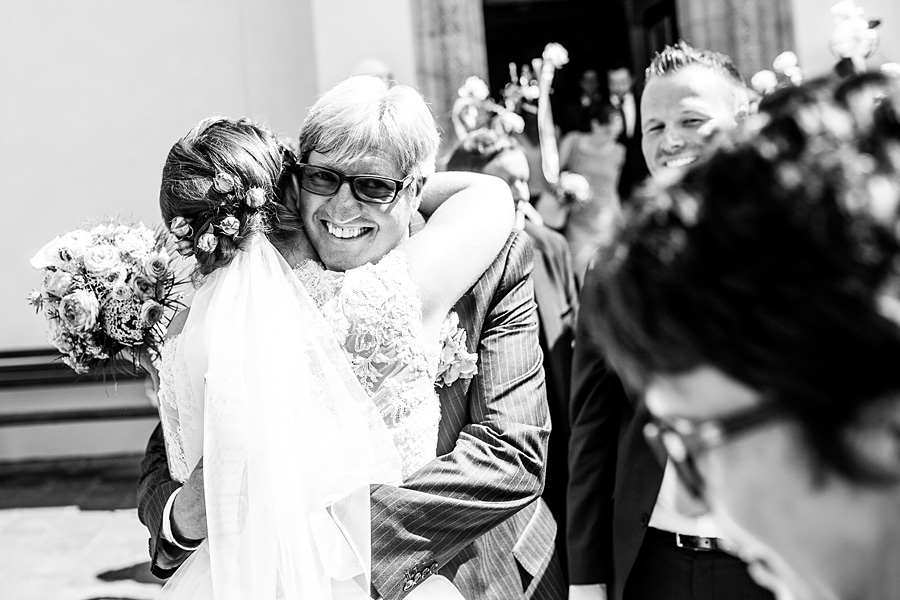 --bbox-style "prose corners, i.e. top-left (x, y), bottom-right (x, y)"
top-left (159, 117), bottom-right (295, 279)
